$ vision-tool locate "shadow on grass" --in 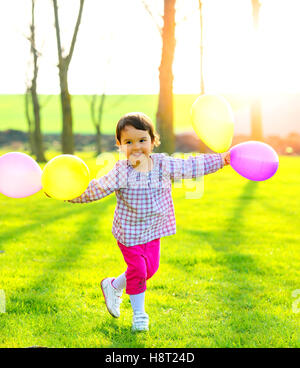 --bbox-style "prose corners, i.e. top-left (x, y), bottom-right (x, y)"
top-left (7, 200), bottom-right (113, 292)
top-left (183, 180), bottom-right (298, 346)
top-left (92, 320), bottom-right (146, 348)
top-left (4, 196), bottom-right (137, 347)
top-left (0, 200), bottom-right (107, 251)
top-left (167, 181), bottom-right (298, 346)
top-left (172, 181), bottom-right (260, 272)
